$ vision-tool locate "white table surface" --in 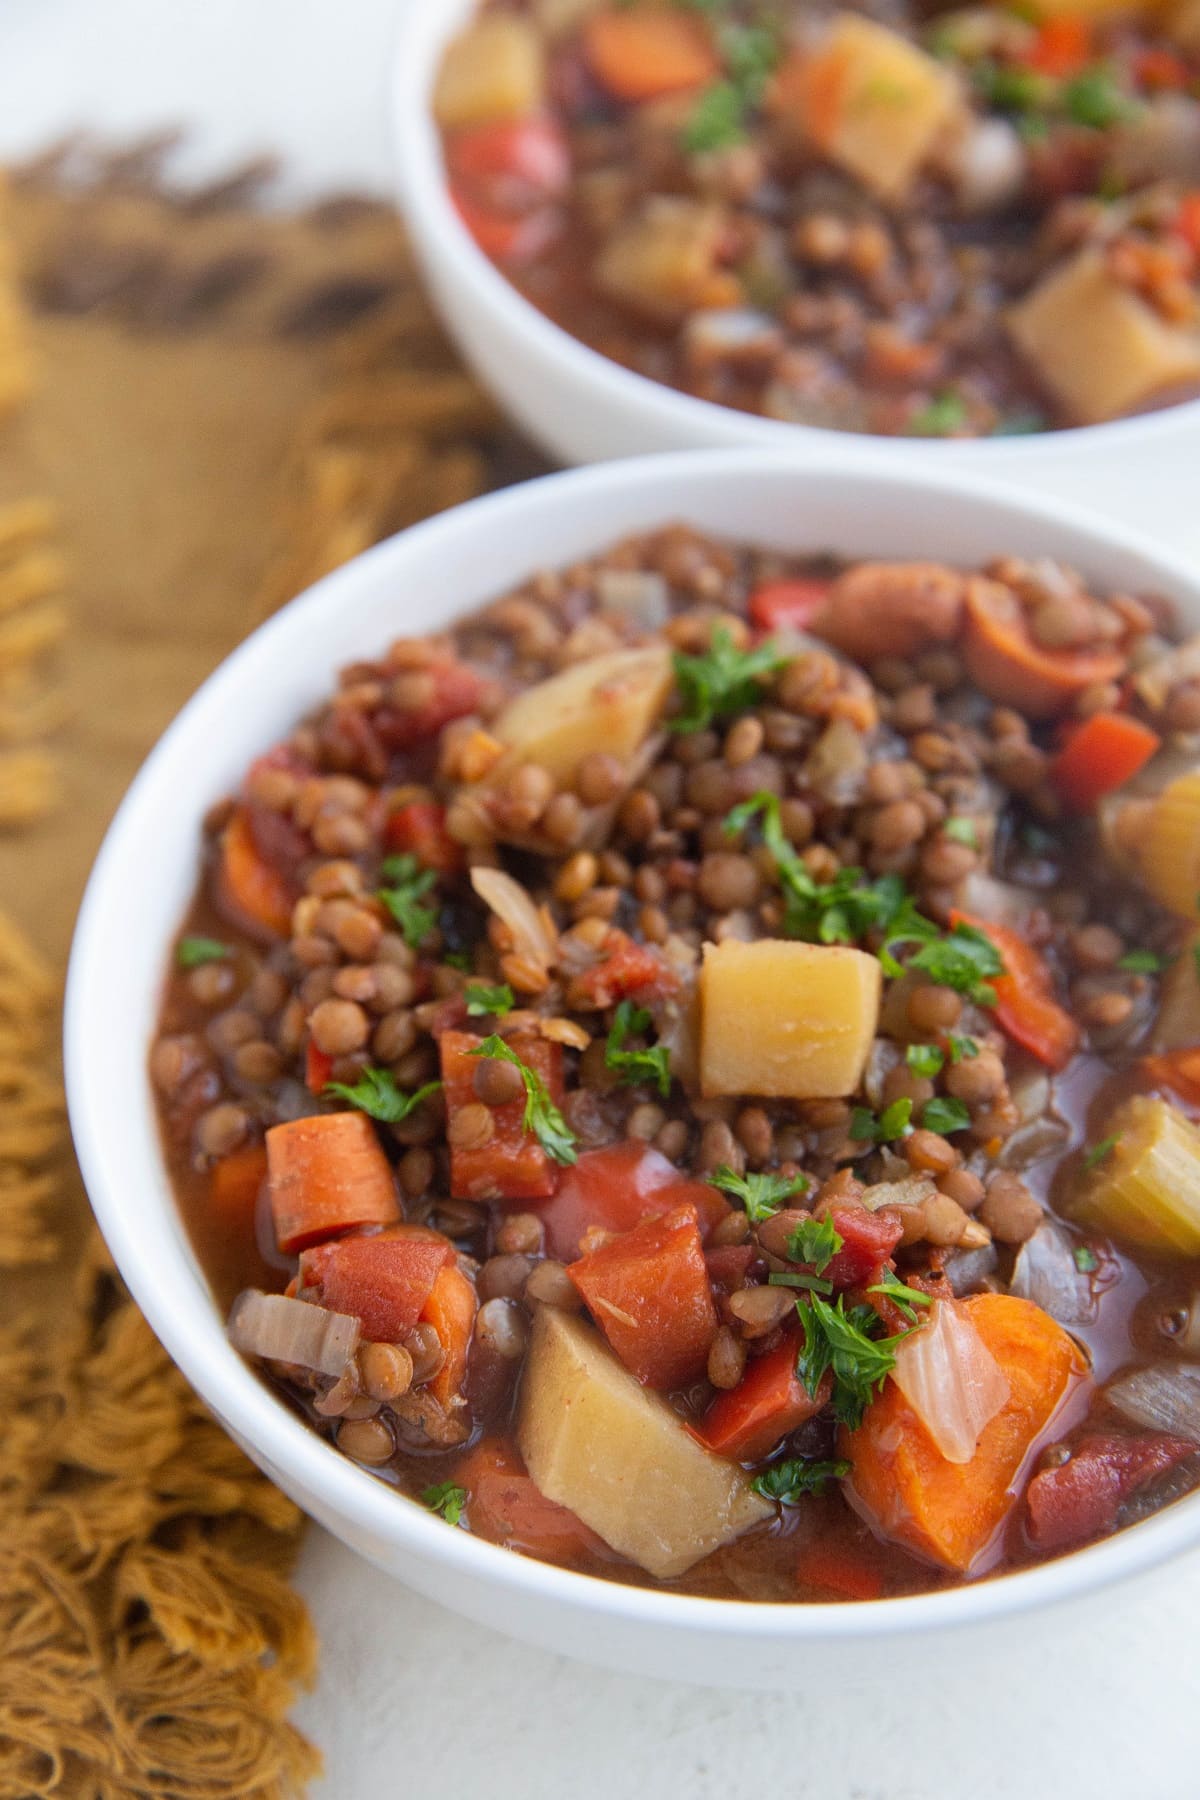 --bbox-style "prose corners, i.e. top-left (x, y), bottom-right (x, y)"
top-left (8, 3), bottom-right (1200, 1792)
